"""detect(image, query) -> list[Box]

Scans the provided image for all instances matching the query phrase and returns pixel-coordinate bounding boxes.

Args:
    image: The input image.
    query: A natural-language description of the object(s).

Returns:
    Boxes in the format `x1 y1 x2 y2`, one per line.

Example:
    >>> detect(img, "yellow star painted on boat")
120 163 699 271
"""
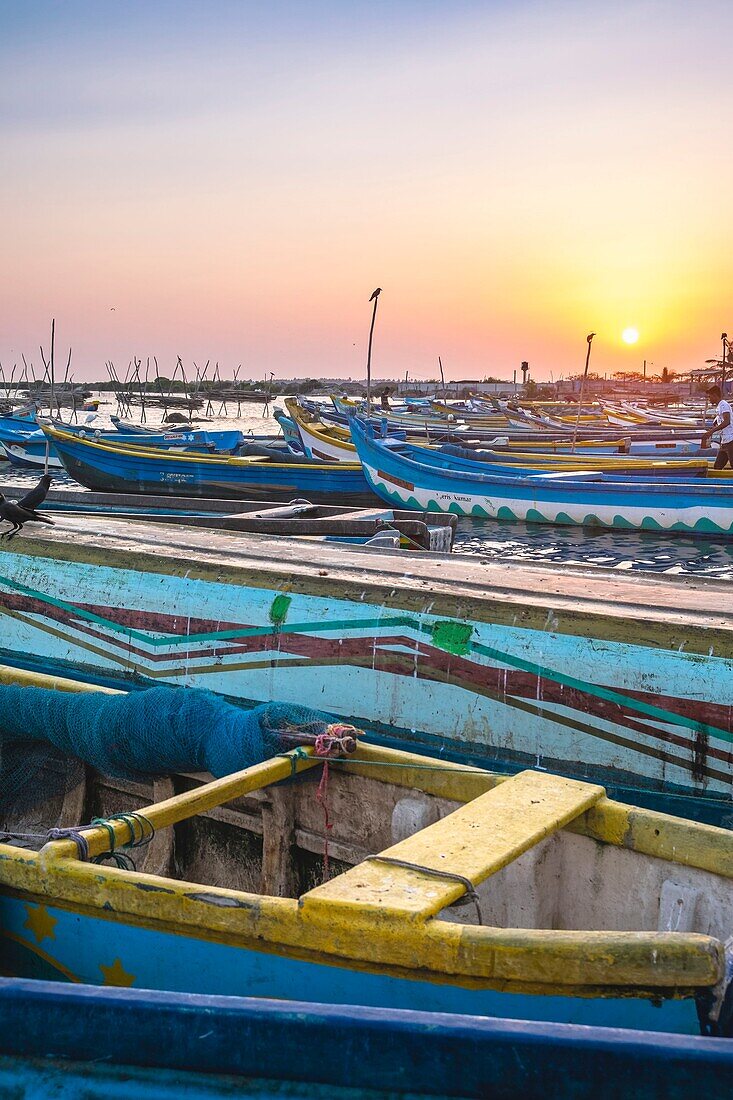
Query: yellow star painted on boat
99 957 136 987
23 904 57 944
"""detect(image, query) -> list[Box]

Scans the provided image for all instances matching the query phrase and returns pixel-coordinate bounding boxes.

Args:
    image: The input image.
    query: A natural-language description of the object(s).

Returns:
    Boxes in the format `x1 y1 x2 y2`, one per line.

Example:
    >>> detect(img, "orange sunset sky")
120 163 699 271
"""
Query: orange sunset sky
2 1 732 382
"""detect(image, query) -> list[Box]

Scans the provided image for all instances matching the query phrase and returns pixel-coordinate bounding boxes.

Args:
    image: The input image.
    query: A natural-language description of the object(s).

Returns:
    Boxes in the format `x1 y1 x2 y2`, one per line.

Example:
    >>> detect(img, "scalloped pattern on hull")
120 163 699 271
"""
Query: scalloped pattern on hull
361 462 733 533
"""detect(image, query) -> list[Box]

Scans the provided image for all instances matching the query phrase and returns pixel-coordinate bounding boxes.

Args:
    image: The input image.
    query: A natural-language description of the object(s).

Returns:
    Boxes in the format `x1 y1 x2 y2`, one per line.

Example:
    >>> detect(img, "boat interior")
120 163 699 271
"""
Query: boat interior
1 697 730 945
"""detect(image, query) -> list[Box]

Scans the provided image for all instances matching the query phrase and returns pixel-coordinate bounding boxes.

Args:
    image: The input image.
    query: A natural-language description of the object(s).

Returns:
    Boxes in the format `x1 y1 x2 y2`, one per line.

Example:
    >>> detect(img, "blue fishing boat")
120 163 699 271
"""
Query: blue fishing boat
0 422 243 471
2 979 731 1098
47 419 246 454
350 421 733 533
0 437 65 470
42 424 377 503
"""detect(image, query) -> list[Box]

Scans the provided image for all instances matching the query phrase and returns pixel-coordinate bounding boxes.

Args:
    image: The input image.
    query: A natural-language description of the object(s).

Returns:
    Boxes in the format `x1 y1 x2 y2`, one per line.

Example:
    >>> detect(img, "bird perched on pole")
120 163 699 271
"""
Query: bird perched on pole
571 333 596 453
0 474 55 541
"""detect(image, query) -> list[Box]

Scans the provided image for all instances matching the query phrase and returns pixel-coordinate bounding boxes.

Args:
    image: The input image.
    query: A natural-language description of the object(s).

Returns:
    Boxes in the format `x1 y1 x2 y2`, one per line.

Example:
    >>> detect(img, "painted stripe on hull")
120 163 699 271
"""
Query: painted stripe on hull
0 556 731 803
363 460 733 533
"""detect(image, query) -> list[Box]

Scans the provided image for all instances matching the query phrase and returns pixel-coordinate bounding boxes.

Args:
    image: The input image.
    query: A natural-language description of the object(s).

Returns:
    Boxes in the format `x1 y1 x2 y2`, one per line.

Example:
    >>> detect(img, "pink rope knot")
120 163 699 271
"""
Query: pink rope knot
313 723 358 758
312 723 358 883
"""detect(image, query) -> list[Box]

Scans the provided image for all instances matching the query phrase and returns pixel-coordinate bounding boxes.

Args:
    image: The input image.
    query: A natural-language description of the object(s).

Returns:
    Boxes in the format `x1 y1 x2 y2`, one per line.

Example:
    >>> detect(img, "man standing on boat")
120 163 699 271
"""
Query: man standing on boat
702 385 733 468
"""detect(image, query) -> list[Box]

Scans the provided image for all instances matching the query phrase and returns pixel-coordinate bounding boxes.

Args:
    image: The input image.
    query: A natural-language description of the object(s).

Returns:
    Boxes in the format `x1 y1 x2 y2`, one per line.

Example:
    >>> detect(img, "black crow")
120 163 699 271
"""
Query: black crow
17 473 53 512
0 475 55 540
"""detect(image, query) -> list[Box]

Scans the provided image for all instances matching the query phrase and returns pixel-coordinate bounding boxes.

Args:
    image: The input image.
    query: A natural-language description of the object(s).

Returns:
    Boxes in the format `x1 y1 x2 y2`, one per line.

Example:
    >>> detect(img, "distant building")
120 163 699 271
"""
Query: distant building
394 379 521 397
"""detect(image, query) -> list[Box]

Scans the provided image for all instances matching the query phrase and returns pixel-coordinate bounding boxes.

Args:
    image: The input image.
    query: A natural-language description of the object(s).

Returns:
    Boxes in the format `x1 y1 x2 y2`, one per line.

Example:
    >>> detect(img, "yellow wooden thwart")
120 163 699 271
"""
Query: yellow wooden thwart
303 771 604 918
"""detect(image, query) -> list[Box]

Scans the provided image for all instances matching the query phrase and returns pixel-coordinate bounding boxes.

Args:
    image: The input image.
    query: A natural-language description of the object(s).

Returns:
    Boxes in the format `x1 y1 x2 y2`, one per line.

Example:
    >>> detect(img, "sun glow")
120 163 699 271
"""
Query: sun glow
622 327 639 345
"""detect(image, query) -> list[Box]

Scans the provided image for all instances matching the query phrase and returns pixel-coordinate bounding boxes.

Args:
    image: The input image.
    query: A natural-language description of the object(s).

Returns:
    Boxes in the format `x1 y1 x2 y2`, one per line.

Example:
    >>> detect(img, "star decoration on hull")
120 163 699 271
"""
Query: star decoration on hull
99 957 136 987
23 904 58 944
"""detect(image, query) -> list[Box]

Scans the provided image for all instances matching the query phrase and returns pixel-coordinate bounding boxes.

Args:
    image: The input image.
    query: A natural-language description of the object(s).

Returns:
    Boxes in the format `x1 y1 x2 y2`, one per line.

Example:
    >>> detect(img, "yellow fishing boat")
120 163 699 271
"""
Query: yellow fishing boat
285 398 357 462
0 666 731 1037
287 399 718 475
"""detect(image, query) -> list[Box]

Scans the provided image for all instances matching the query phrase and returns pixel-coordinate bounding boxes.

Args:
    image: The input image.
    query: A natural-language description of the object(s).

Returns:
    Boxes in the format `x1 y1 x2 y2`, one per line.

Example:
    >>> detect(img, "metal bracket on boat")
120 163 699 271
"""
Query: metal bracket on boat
361 854 483 925
697 935 733 1037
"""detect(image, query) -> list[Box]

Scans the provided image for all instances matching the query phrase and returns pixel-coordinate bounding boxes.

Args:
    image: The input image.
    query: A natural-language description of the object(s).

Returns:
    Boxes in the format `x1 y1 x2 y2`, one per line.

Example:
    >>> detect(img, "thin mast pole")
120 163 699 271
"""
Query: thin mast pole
571 332 595 453
366 288 381 416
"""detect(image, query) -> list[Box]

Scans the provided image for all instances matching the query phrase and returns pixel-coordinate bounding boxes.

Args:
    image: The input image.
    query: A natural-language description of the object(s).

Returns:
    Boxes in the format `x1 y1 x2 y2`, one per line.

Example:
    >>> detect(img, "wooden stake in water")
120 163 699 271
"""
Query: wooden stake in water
49 318 55 420
365 288 381 417
571 333 595 453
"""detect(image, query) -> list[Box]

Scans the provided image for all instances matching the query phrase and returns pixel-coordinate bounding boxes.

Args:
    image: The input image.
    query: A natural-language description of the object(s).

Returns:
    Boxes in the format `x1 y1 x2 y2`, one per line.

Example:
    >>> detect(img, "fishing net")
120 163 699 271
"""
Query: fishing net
0 683 349 813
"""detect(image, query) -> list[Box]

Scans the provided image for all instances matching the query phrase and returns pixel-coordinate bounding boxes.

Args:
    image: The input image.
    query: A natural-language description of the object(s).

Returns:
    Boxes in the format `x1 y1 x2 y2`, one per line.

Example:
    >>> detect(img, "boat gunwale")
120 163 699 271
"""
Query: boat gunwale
354 426 733 499
42 425 363 472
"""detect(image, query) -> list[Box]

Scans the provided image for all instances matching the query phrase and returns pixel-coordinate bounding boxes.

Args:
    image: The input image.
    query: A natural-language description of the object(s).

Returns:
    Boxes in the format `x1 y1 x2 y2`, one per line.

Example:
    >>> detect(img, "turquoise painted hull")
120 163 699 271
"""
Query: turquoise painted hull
350 422 733 533
0 895 699 1033
0 540 730 819
49 420 245 453
0 437 64 469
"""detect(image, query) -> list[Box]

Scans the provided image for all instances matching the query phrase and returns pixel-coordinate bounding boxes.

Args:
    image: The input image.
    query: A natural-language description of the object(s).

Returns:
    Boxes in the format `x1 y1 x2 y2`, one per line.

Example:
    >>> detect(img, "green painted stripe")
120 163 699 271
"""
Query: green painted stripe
1 570 730 745
463 634 733 745
0 574 415 647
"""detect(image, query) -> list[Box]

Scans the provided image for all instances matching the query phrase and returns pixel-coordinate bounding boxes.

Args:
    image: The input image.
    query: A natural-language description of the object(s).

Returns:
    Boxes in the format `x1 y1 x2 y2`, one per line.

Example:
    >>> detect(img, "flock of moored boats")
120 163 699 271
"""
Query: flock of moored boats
1 390 733 533
0 392 732 1096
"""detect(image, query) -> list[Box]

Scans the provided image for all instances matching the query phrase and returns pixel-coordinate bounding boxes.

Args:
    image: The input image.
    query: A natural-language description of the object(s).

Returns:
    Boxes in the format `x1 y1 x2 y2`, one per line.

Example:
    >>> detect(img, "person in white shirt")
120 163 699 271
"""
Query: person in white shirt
702 385 733 468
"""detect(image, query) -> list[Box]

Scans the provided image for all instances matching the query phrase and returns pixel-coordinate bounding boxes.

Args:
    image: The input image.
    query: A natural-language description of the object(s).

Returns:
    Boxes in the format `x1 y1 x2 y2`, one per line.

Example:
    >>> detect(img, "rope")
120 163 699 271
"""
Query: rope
90 812 155 870
46 826 90 861
1 812 155 869
316 759 332 879
277 746 311 776
311 723 358 882
362 855 483 925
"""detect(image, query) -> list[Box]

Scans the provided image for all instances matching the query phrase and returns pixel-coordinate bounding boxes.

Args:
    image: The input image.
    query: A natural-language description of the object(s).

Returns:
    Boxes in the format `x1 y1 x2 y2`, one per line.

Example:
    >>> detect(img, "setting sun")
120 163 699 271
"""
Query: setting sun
622 327 640 345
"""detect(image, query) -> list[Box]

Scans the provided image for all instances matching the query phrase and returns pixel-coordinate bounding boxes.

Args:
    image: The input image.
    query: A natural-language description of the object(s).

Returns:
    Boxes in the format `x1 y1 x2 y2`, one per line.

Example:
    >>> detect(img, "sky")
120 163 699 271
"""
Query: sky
1 0 732 382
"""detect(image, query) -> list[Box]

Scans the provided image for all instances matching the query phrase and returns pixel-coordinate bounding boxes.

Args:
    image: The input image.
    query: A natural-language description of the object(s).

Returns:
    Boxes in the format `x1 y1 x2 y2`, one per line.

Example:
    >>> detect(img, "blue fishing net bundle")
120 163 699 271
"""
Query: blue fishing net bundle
0 684 341 808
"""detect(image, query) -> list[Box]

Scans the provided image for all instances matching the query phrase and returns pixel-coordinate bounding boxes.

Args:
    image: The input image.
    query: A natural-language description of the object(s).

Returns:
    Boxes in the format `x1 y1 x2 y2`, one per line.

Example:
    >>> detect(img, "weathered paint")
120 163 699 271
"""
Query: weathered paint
1 745 731 1032
4 980 733 1099
0 520 732 816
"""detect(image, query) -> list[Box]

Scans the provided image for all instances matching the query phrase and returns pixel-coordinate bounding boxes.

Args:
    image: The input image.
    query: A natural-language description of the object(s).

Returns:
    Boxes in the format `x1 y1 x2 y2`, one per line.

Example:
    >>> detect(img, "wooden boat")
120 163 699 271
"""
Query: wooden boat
491 436 706 457
286 397 358 462
330 395 507 432
0 437 65 470
435 442 715 476
1 666 732 1037
5 980 732 1098
289 401 709 473
0 480 456 552
43 419 246 454
620 403 709 429
350 421 733 532
41 424 378 504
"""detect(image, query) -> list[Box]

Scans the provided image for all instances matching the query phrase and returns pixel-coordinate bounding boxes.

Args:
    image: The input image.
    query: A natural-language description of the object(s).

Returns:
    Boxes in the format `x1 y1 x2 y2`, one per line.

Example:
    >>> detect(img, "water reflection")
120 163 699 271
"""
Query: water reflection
454 518 733 579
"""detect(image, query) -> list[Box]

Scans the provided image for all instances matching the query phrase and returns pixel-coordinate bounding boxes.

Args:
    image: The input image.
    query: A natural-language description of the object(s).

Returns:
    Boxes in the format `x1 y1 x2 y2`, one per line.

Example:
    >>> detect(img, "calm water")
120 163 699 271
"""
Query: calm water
3 395 733 579
452 519 733 578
